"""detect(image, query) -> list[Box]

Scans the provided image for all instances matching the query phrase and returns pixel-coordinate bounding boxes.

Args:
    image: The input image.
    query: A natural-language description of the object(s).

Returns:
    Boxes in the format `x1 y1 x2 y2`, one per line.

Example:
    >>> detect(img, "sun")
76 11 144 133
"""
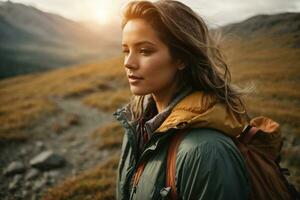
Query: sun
95 2 114 25
96 10 110 24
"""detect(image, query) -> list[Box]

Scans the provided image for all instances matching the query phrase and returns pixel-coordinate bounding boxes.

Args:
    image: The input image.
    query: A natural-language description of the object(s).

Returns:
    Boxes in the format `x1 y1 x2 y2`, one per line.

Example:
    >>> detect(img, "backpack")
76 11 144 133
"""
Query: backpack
164 116 300 200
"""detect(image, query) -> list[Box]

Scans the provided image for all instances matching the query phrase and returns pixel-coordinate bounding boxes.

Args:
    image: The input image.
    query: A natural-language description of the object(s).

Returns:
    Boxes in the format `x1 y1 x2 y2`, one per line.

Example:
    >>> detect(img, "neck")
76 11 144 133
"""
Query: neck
152 82 179 113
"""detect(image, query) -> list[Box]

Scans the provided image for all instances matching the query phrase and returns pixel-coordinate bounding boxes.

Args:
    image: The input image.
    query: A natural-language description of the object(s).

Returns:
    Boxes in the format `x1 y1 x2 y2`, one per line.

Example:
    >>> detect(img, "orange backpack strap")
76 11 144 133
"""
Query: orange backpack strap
239 126 259 144
132 129 187 199
166 129 187 200
133 162 146 186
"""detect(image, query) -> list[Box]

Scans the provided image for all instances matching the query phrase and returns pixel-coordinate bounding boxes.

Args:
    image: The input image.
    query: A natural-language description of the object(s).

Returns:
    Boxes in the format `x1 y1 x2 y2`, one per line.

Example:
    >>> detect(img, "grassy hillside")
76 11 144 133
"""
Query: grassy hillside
1 14 299 199
0 56 128 142
223 34 300 136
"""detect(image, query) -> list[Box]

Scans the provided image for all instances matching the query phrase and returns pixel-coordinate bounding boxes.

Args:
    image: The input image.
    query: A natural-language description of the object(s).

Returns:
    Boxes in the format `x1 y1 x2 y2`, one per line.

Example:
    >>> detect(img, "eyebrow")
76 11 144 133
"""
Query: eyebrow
122 41 156 47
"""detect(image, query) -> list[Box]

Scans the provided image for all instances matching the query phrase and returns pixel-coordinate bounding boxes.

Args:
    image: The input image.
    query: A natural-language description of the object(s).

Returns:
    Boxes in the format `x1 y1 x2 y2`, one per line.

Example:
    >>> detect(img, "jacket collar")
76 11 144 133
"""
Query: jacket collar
141 86 194 136
155 91 249 137
113 89 249 138
113 86 194 134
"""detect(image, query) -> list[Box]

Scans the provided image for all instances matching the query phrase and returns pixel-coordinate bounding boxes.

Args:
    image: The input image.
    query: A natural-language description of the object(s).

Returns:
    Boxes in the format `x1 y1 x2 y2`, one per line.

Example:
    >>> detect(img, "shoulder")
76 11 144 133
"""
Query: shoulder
174 128 250 199
178 128 238 154
175 128 246 174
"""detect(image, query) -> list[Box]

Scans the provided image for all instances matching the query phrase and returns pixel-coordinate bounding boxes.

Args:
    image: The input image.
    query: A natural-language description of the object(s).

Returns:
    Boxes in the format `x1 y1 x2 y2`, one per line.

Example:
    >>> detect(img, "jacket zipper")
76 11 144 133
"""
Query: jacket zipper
138 130 174 160
119 110 176 199
128 132 174 199
129 185 137 199
117 115 139 199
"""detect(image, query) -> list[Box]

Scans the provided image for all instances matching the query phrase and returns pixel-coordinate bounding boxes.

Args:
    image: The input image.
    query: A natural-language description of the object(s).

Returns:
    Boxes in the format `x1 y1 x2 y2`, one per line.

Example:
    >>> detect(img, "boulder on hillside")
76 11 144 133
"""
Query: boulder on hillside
3 161 26 176
30 150 65 170
8 174 23 191
25 168 40 180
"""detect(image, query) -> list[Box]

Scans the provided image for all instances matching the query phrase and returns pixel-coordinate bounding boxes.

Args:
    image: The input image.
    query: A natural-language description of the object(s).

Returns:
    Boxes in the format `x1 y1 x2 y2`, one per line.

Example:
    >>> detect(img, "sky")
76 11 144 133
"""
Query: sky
1 0 300 27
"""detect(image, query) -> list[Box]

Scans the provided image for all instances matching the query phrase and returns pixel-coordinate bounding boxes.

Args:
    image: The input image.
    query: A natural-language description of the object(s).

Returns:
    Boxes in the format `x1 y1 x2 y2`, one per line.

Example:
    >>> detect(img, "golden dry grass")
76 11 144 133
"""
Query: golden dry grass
91 122 124 150
42 153 120 200
222 35 300 137
0 56 126 141
0 96 57 141
82 89 131 112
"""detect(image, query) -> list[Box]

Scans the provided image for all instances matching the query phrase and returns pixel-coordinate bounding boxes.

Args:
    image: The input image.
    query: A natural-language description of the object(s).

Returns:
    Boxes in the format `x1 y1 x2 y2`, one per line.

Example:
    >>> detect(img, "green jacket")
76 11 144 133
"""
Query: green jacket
113 88 250 200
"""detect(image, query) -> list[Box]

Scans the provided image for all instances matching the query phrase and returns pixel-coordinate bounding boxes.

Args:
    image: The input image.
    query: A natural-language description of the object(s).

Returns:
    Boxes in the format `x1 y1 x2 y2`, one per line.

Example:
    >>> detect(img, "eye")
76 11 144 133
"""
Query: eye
122 49 129 55
140 48 152 56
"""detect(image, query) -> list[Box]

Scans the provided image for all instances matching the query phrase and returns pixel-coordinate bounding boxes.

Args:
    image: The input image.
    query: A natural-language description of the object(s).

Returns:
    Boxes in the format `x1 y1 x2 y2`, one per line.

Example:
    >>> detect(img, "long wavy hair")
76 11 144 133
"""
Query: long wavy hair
122 0 249 122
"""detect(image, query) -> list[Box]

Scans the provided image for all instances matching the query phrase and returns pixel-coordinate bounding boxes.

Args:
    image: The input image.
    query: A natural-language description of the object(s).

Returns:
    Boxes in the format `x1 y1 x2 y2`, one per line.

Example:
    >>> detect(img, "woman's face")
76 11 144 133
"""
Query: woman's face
122 18 181 96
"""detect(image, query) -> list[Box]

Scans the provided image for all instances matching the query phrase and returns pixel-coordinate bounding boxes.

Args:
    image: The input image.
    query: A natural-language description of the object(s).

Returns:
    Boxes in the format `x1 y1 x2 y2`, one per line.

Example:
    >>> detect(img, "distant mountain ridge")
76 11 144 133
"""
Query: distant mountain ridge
0 1 121 79
221 12 300 39
0 1 120 47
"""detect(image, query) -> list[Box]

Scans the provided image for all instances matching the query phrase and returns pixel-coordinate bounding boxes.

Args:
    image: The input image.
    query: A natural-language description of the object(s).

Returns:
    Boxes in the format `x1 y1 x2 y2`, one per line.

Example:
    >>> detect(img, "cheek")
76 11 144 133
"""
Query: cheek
142 55 177 87
128 49 178 96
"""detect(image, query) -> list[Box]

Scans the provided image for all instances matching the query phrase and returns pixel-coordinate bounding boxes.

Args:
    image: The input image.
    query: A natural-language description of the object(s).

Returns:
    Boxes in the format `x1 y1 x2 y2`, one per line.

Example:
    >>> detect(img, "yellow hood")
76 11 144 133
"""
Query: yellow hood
156 91 249 137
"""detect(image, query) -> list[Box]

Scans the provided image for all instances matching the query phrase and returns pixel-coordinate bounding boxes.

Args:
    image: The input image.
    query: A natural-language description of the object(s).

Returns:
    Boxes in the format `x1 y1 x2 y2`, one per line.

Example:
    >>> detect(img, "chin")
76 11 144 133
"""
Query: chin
129 86 150 96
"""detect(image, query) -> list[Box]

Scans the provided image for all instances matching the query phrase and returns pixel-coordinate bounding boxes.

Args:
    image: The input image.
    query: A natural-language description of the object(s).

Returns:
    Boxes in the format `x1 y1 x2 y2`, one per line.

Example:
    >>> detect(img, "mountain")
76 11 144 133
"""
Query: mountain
0 1 121 79
220 12 300 47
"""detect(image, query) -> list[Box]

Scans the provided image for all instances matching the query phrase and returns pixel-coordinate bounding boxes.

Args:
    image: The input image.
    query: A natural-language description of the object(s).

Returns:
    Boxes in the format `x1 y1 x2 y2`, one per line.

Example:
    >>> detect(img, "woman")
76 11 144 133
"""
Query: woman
113 0 250 199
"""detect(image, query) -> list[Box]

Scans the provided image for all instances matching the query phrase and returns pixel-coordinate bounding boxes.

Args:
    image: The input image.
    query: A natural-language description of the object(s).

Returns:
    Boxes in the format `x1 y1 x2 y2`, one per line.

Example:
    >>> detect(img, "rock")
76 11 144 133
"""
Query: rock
35 141 45 150
45 176 55 185
30 150 65 170
25 181 32 189
8 174 22 191
44 170 60 179
22 190 29 198
25 168 40 180
33 178 47 192
4 161 26 176
43 170 60 185
61 148 67 153
20 148 28 156
14 174 23 181
43 172 50 181
70 140 82 148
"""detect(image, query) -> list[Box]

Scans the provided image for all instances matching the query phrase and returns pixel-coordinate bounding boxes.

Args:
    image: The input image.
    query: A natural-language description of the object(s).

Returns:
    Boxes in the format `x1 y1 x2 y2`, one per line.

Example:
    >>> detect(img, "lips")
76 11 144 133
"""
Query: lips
128 75 144 79
128 74 143 84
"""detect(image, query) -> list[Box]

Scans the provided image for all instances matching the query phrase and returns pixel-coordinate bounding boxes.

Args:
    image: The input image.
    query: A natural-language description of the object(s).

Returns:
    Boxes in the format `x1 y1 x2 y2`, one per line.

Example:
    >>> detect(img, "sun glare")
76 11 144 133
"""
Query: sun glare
94 1 115 25
96 10 110 24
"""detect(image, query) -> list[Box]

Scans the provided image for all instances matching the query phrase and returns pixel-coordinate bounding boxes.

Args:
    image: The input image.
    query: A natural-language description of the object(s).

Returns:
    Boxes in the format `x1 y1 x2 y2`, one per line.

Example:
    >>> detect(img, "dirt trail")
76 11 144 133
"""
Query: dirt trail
0 96 117 200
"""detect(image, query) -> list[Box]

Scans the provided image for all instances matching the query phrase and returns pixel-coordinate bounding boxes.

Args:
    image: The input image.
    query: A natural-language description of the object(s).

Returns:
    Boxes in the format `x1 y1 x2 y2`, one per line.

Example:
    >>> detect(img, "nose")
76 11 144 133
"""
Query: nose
124 53 138 70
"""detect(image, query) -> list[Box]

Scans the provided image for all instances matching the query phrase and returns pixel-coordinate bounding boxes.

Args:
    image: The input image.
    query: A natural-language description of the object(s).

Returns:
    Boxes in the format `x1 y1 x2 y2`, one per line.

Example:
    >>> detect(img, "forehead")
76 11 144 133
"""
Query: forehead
122 18 163 46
